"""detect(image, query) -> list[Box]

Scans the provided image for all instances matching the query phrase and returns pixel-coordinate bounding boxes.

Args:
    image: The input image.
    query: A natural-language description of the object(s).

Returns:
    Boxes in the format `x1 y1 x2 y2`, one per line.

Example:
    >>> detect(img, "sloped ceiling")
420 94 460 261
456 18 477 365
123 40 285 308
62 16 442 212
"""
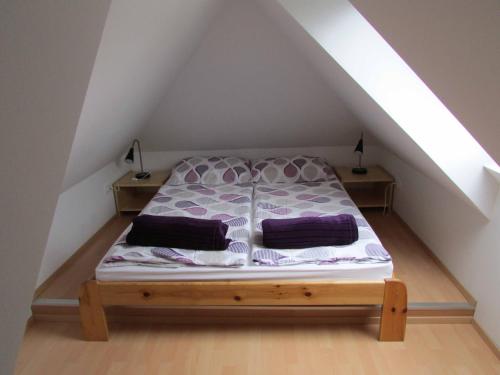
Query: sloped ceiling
62 0 225 190
140 0 365 151
0 1 111 372
257 0 449 187
261 0 497 217
351 0 500 165
62 0 497 216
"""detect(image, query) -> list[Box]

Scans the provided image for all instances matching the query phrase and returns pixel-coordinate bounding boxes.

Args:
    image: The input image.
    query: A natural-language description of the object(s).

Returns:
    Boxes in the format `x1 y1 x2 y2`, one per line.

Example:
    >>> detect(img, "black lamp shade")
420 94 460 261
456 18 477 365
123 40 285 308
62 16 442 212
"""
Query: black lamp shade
124 139 150 179
352 133 367 174
125 147 134 164
354 138 364 153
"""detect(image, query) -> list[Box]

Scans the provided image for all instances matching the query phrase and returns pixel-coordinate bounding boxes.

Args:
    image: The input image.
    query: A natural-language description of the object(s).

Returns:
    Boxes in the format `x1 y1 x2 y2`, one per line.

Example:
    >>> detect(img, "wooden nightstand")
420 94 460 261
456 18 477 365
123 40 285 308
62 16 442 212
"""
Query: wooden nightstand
334 165 395 213
112 171 169 215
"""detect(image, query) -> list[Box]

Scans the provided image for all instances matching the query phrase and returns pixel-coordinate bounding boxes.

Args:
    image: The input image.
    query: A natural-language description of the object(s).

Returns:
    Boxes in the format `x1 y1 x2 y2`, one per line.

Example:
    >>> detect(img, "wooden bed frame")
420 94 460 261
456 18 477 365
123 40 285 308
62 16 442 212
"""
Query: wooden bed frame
79 277 407 342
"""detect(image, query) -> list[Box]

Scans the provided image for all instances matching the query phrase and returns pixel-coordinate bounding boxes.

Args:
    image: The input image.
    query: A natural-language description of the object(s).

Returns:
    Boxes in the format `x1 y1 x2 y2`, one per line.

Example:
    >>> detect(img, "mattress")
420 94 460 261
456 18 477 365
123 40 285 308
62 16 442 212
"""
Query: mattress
96 178 393 282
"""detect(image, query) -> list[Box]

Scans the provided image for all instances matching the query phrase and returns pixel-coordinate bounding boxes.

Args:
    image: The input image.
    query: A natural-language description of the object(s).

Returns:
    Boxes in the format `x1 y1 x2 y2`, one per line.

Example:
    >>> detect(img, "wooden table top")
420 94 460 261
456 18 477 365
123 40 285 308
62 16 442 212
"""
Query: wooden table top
113 170 170 187
334 165 394 183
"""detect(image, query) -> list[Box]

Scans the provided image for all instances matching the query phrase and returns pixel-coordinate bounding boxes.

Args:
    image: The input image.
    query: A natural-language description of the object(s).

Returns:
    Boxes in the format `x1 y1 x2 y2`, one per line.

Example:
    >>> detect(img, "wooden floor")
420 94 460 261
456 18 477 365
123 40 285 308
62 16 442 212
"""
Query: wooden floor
25 212 497 372
364 211 469 304
37 210 469 304
16 321 499 374
38 215 133 300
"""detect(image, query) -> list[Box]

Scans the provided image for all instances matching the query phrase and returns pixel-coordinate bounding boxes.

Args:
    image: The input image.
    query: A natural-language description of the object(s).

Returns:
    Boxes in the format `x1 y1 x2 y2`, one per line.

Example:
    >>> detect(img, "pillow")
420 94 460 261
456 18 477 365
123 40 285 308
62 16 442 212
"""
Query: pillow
262 215 358 248
168 156 252 185
251 155 336 183
126 215 231 250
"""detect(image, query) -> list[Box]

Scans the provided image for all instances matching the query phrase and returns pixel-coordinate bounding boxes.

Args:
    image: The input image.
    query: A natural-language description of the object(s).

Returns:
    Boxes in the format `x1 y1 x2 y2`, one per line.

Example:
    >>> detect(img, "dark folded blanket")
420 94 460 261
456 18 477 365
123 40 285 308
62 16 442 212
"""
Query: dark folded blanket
126 215 231 250
262 215 358 249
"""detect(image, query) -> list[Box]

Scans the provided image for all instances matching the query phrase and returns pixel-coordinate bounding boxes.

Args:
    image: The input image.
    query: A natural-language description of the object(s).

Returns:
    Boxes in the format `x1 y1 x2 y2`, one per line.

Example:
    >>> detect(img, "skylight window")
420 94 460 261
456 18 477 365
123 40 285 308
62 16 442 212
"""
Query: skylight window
279 0 499 217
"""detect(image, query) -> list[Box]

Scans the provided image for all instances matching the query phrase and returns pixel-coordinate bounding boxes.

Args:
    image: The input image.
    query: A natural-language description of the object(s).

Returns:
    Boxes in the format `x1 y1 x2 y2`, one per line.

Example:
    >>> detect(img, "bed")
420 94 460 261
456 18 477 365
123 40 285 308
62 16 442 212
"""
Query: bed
80 156 407 342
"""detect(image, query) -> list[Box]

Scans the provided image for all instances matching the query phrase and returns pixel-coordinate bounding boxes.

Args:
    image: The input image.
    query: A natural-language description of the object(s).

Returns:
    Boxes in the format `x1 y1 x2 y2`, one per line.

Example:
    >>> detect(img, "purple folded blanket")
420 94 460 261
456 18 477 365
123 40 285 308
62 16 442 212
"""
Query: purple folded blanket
126 215 231 250
262 215 358 249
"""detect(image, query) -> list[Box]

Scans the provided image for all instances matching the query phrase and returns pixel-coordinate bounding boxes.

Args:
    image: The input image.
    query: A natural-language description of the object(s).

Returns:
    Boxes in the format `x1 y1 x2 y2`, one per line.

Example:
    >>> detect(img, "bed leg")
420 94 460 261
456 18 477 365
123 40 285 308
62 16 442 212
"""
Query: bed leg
379 278 407 341
79 280 109 341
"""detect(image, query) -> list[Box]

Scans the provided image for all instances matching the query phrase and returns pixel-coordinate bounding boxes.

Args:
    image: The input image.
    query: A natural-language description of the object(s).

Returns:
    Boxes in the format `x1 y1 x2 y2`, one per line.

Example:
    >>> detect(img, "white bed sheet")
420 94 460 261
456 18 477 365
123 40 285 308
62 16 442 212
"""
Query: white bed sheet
252 181 392 266
96 259 393 281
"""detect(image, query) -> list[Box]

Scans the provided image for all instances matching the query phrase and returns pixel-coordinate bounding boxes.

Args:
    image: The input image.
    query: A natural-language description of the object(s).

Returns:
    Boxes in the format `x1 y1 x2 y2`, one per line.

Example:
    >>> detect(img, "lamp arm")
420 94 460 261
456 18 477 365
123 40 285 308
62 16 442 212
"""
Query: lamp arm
132 139 144 173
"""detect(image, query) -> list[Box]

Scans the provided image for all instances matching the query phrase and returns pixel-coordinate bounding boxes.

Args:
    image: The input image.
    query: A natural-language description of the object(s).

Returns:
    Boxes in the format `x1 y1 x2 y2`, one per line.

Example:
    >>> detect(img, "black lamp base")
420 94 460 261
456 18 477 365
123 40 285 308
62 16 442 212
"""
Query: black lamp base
134 171 151 180
352 167 367 175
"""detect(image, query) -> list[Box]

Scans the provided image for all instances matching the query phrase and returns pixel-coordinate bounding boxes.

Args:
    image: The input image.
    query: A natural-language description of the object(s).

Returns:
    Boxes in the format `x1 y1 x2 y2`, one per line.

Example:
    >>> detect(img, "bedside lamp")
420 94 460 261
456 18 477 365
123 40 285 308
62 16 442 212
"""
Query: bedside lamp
125 139 151 180
352 133 367 175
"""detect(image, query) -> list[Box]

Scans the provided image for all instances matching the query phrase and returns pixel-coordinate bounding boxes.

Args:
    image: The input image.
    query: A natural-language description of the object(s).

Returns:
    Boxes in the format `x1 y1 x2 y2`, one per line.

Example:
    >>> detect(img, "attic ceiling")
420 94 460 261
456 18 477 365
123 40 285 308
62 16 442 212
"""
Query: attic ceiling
351 0 500 165
267 0 498 217
62 0 225 190
61 0 498 217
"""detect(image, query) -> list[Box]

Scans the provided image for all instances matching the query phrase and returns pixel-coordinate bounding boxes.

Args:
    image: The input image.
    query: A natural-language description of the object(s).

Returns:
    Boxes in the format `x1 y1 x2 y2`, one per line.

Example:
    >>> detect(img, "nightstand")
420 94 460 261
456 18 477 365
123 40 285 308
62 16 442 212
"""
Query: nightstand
112 171 169 215
334 165 395 213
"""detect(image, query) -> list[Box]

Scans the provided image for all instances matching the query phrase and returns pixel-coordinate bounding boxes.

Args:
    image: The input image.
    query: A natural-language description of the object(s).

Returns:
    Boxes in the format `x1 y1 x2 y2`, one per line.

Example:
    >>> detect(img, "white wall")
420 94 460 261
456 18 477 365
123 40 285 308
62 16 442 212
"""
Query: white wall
0 1 110 374
63 0 225 190
37 161 128 287
381 150 500 347
141 0 365 151
351 0 500 165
